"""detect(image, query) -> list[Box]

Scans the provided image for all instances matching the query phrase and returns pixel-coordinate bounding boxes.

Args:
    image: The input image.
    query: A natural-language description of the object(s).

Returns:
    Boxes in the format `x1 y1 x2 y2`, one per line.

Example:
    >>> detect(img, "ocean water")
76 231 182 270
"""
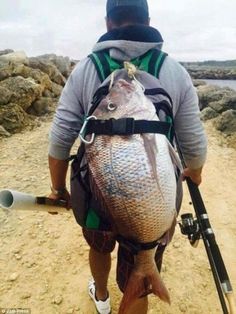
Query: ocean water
204 79 236 91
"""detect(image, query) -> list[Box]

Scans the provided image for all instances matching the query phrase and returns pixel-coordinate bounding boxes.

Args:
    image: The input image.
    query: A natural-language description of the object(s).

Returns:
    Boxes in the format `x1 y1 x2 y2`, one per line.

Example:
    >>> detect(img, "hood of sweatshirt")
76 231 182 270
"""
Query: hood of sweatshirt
92 25 164 61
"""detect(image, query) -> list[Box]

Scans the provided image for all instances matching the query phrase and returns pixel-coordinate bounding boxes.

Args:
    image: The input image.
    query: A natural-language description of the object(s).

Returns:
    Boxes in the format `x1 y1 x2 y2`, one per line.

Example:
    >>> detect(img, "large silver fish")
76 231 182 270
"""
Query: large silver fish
85 79 181 313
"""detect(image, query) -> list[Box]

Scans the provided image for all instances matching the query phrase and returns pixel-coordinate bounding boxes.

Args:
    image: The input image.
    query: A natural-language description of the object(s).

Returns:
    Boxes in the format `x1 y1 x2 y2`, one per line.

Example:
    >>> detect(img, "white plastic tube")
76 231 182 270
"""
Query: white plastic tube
0 189 71 214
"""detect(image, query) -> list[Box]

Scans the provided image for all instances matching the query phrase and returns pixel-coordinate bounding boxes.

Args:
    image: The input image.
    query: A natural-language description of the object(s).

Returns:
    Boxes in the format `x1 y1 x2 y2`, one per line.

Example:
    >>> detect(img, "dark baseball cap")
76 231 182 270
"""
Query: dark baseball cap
106 0 149 16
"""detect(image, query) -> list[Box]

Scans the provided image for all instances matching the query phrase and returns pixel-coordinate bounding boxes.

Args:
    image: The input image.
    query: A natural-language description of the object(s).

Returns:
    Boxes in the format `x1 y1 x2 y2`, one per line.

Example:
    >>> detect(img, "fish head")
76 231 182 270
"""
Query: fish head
93 79 156 121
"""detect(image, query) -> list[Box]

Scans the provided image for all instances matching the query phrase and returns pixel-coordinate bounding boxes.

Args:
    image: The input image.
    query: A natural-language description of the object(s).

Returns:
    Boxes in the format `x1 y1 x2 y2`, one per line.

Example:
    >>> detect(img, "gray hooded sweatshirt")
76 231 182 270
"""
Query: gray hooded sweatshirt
49 26 207 169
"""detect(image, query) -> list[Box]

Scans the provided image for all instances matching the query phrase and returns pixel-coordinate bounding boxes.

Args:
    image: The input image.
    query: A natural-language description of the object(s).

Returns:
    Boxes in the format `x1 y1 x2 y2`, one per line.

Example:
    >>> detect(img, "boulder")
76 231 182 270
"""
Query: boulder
37 54 71 78
12 64 52 92
201 107 219 121
0 51 29 65
213 110 236 134
0 86 13 106
0 76 42 110
0 59 15 81
29 58 66 86
0 103 33 133
209 94 236 113
0 49 14 56
51 82 63 97
27 97 54 116
197 85 228 109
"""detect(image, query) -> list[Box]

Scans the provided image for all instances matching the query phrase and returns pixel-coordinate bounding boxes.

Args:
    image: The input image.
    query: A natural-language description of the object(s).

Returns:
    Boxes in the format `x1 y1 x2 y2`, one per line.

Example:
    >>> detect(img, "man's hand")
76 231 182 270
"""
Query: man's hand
183 167 203 186
47 188 71 214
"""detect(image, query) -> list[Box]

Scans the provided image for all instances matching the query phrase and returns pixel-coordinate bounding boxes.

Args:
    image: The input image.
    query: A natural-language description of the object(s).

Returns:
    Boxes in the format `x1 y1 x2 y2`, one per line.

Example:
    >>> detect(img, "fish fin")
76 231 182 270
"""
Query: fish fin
118 267 170 314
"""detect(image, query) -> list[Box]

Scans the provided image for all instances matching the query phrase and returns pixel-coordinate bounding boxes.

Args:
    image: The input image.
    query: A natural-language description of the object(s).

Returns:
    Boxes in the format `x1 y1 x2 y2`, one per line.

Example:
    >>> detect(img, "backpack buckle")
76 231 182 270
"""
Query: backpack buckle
110 118 135 135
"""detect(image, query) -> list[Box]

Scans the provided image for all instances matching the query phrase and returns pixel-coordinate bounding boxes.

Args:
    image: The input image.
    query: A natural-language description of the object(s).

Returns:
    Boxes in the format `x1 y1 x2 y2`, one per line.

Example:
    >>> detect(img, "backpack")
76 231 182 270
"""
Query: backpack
70 48 176 229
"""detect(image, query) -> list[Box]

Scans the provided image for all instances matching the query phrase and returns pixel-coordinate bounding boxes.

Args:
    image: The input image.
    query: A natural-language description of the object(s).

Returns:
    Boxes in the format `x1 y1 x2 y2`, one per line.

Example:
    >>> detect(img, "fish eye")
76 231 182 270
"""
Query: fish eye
107 102 117 111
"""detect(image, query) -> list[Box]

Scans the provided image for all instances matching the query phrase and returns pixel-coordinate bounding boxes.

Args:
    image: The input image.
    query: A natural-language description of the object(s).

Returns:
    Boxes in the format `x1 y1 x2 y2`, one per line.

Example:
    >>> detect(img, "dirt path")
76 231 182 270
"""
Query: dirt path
0 120 235 314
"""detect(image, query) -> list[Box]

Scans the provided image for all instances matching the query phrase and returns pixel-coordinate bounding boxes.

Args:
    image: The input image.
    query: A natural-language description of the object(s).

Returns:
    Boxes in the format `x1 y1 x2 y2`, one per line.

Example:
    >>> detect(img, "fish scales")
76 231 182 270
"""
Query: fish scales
86 79 177 243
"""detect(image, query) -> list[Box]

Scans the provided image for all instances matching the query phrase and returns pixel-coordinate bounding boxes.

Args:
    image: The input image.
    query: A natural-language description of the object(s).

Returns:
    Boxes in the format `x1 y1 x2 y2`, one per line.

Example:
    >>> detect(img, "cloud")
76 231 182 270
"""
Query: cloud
0 0 235 61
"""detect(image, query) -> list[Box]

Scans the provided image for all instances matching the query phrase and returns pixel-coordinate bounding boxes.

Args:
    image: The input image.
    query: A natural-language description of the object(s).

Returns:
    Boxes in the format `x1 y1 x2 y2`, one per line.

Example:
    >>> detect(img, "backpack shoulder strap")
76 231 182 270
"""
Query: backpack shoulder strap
88 51 122 82
145 49 168 78
88 49 168 82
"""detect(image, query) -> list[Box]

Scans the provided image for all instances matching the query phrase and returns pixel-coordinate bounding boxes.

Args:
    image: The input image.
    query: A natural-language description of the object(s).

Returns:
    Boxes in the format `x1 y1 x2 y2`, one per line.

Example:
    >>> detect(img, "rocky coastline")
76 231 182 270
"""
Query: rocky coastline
0 49 235 140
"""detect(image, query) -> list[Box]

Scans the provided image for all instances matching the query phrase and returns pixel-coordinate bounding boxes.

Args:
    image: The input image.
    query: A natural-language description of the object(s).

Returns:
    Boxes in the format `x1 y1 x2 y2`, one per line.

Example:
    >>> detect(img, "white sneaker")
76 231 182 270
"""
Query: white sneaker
88 279 111 314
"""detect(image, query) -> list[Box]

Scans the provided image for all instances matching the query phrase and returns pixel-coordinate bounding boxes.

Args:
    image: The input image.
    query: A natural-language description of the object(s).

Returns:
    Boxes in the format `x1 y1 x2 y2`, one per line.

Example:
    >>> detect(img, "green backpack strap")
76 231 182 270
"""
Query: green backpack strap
88 49 168 82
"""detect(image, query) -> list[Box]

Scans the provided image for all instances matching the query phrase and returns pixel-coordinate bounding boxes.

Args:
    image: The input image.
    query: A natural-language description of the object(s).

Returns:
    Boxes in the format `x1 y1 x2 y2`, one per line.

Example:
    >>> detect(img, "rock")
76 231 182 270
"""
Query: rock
0 51 29 65
209 94 236 113
14 253 22 260
12 64 52 92
66 309 74 314
21 292 31 299
193 79 206 87
51 82 63 97
0 125 11 137
179 303 188 312
0 49 14 56
173 242 181 249
27 97 54 116
0 59 15 81
29 57 66 86
214 110 236 134
8 273 19 281
201 107 219 121
0 76 42 110
197 85 229 109
52 295 63 305
37 53 71 78
0 103 33 132
0 86 13 106
43 89 54 98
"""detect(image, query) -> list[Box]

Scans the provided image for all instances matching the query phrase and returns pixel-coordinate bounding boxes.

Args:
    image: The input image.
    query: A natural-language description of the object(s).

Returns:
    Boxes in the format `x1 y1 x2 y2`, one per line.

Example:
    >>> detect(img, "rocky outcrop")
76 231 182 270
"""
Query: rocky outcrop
183 61 236 80
0 103 34 133
0 50 74 137
34 54 71 78
198 84 236 134
214 110 236 134
187 67 236 80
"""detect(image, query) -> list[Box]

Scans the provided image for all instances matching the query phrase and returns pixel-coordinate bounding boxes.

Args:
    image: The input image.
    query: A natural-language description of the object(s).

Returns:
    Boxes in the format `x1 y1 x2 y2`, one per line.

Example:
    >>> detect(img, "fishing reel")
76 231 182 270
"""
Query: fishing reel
179 213 201 247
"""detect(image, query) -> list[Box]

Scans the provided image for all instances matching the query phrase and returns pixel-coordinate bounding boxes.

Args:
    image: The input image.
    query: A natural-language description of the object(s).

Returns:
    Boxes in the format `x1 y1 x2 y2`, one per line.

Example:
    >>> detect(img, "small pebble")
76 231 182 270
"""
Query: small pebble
8 273 19 281
173 242 181 248
179 303 187 312
14 253 22 260
21 292 31 299
52 295 63 305
13 248 21 254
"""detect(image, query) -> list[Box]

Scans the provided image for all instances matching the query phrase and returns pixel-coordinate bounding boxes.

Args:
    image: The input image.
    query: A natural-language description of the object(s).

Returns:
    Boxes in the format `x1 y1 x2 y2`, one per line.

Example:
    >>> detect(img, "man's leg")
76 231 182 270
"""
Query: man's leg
89 247 111 300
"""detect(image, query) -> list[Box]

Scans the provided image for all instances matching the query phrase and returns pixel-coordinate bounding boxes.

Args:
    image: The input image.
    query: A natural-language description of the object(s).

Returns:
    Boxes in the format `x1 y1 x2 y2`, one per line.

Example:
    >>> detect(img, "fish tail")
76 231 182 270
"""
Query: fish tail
118 267 170 314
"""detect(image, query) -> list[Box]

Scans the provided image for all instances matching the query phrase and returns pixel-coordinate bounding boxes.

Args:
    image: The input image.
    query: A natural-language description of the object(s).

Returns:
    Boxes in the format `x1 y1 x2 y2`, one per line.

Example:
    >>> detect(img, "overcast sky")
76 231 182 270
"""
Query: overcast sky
0 0 235 62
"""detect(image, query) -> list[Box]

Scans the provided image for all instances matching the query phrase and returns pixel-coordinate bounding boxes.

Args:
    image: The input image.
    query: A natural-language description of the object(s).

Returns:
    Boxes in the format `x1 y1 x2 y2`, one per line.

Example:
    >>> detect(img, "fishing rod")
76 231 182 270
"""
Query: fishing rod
176 141 236 314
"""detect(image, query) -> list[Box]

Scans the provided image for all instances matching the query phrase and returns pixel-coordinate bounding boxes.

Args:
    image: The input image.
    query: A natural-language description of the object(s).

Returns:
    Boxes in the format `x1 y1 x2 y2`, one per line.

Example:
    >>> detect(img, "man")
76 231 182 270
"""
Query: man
48 1 207 313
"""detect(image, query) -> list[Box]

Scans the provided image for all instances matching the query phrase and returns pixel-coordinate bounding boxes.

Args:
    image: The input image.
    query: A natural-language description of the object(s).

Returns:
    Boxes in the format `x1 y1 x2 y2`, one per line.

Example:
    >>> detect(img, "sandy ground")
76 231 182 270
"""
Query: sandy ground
0 120 235 314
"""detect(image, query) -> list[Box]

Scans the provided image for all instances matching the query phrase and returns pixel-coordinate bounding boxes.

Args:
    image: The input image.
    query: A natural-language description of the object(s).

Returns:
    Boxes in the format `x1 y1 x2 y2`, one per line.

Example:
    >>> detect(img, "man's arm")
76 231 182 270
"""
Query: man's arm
48 156 71 207
174 69 207 185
